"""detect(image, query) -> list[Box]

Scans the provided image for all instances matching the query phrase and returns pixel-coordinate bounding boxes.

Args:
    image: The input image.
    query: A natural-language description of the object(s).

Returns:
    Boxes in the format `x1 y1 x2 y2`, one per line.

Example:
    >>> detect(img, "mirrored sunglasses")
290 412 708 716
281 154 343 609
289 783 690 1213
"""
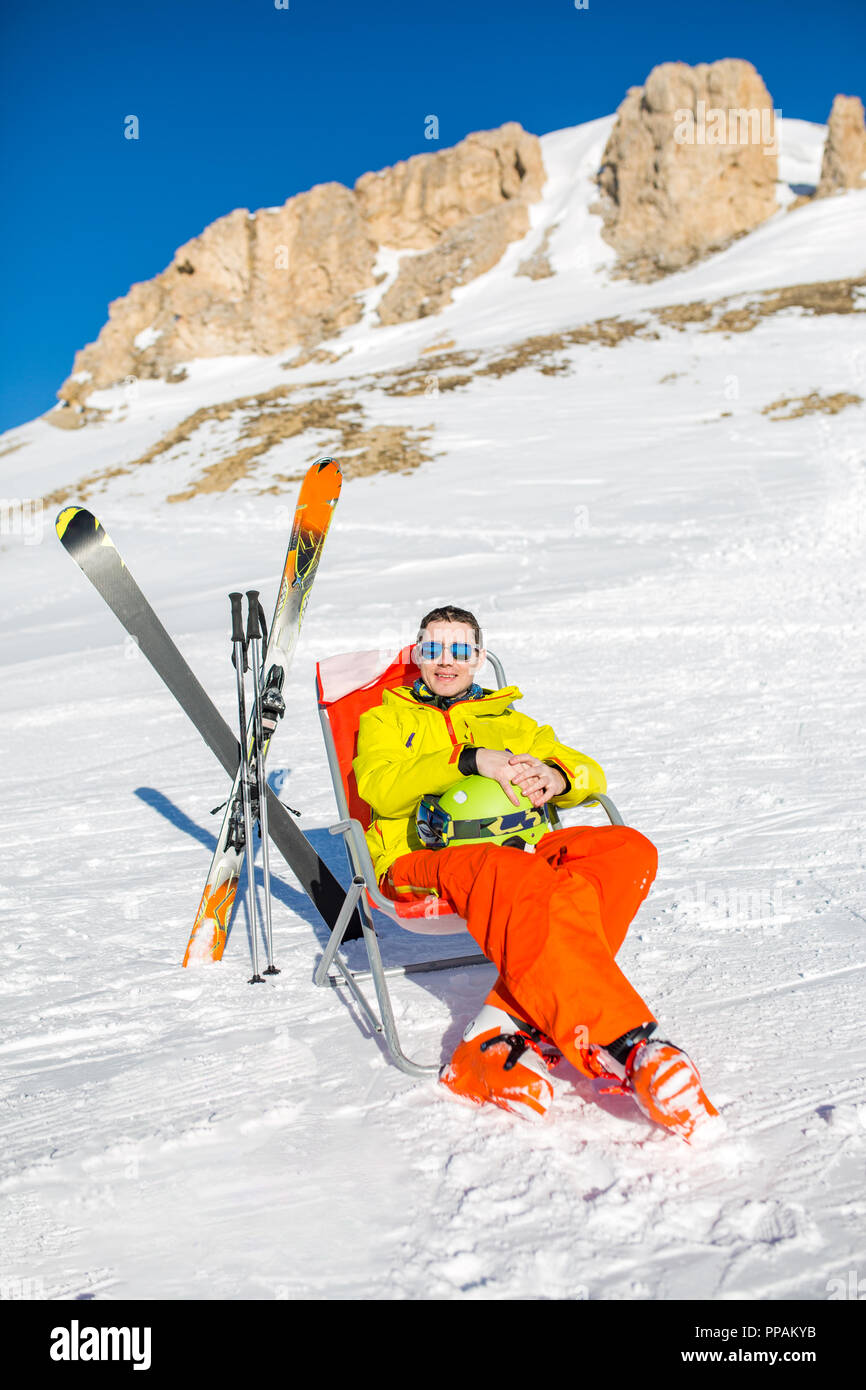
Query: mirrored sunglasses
418 640 477 661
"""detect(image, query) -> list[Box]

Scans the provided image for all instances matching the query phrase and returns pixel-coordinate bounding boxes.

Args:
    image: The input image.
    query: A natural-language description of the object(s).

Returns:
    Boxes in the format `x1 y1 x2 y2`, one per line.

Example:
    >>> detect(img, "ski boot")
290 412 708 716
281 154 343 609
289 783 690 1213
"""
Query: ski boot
580 1023 720 1144
440 1004 560 1120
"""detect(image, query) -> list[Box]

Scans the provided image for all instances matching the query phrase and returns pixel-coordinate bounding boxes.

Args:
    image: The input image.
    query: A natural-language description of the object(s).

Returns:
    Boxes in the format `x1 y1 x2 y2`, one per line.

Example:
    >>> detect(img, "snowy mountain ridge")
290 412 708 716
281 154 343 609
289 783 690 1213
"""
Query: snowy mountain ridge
3 114 863 517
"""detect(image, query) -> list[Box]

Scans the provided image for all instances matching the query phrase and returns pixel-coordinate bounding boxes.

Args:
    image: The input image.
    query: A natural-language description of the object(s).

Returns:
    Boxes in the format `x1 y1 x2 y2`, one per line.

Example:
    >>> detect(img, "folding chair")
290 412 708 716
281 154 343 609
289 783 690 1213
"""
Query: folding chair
313 645 624 1077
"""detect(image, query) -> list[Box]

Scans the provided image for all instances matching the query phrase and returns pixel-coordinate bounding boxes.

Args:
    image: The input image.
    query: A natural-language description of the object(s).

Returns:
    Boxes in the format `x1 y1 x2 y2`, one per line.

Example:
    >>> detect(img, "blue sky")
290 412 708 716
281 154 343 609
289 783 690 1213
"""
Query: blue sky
1 0 863 434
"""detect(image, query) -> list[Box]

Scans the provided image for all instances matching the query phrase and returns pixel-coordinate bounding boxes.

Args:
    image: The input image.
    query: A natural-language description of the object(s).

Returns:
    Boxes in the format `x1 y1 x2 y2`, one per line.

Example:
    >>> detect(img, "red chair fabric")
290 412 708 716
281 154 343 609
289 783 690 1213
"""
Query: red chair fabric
316 647 461 920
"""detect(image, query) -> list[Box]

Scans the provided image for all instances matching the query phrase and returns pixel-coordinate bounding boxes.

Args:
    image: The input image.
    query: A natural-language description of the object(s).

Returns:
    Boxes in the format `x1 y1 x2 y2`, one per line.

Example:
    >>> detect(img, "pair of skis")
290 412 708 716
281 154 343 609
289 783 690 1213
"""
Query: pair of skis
56 457 361 966
183 458 342 966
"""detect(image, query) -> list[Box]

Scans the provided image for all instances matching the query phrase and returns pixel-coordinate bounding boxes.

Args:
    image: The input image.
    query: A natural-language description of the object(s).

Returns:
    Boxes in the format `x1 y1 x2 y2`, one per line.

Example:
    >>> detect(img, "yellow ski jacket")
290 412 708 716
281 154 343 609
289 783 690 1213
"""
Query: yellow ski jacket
353 684 607 884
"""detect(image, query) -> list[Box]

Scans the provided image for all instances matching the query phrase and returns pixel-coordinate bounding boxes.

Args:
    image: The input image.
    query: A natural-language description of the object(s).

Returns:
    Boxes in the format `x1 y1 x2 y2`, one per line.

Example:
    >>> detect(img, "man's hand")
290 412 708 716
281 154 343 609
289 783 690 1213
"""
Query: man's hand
475 749 567 807
507 754 567 807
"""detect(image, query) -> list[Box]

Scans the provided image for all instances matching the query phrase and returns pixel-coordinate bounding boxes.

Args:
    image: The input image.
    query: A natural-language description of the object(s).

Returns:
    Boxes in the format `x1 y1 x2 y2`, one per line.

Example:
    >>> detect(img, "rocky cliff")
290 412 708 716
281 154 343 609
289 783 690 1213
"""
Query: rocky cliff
594 58 779 280
53 124 544 423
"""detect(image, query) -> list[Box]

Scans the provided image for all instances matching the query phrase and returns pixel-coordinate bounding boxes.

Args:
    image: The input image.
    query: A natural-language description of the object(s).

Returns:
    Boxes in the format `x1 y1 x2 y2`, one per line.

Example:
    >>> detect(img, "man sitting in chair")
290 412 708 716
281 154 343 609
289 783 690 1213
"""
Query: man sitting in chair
353 604 718 1143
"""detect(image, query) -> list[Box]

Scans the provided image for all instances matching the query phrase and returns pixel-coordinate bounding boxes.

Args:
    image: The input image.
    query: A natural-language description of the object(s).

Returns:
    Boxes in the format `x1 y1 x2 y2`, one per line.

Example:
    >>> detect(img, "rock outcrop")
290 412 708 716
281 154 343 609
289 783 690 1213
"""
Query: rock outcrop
354 124 544 249
377 201 532 325
816 94 866 197
59 185 377 416
361 123 544 326
595 59 779 279
53 124 544 421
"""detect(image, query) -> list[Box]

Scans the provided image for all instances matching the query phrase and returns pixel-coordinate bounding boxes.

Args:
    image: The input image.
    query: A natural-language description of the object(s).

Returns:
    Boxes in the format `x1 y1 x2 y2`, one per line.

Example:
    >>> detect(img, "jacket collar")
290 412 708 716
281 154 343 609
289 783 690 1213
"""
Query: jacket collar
385 684 522 715
411 677 484 709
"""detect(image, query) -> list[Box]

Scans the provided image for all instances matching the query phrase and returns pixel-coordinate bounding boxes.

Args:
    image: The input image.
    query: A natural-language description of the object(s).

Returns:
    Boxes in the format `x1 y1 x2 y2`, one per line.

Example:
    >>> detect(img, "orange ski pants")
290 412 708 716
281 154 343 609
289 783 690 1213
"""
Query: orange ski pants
382 824 658 1077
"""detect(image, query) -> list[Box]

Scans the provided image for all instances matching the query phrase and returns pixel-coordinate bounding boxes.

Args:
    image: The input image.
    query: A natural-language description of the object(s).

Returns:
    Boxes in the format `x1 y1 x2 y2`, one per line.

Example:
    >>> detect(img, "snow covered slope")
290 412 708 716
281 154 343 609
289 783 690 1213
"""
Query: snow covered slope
1 114 864 1301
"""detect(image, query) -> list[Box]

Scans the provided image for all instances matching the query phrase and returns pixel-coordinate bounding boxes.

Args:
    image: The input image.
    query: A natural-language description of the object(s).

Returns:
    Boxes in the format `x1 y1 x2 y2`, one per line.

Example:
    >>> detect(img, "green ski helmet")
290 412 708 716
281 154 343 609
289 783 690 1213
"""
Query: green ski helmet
416 775 551 851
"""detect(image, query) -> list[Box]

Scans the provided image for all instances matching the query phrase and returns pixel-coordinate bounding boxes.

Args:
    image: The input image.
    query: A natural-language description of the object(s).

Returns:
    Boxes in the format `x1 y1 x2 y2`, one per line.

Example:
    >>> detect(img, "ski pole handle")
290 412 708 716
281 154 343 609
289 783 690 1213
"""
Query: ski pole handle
229 592 245 645
245 590 262 641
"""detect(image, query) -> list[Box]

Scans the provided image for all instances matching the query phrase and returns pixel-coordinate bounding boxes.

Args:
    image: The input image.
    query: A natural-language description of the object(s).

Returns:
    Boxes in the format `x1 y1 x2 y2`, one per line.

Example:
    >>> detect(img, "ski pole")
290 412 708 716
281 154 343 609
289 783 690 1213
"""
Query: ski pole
246 590 279 976
230 592 264 984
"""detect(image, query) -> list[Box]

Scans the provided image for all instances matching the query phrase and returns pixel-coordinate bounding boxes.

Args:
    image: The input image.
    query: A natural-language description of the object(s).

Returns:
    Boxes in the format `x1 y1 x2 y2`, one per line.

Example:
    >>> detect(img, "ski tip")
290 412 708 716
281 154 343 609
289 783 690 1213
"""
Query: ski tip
312 456 342 479
56 505 99 544
56 505 84 540
55 506 119 565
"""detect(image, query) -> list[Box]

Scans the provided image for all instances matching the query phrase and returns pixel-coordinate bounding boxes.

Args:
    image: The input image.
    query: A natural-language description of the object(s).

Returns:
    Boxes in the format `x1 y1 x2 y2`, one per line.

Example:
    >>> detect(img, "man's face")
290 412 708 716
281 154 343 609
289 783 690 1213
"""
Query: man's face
414 619 484 699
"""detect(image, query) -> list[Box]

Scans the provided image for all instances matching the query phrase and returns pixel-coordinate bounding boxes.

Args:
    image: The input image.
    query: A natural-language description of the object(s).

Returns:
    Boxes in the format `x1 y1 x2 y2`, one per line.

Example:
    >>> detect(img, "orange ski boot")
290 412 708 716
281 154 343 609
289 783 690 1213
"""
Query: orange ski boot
440 1005 560 1120
626 1038 719 1142
582 1025 720 1143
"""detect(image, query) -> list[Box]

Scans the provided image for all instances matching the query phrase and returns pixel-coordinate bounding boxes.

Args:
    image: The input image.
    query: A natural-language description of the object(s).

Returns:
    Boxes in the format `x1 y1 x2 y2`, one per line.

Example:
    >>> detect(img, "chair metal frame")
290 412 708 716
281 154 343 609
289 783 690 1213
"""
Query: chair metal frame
313 650 624 1077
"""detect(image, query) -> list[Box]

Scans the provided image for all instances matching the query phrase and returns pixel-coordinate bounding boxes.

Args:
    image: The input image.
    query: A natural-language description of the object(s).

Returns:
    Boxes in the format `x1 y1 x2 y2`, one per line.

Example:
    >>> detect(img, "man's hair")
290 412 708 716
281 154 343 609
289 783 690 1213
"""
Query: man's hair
416 605 482 648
